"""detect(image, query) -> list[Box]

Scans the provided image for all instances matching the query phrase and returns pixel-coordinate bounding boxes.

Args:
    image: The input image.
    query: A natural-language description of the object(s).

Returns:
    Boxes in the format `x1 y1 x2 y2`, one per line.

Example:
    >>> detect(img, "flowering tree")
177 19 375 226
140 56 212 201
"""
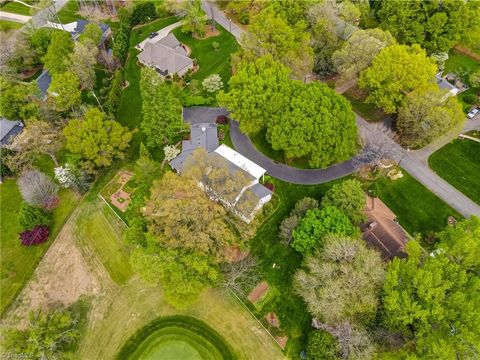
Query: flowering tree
17 170 59 210
202 74 223 93
163 145 180 162
19 225 49 246
54 164 89 193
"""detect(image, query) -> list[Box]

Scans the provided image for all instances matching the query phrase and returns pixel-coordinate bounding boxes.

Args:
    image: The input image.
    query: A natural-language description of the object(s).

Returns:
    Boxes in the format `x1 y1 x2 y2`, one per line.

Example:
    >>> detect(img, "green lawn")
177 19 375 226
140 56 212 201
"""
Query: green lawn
117 316 235 360
0 180 80 315
343 86 387 122
117 16 178 129
0 20 22 31
429 139 480 205
373 169 462 237
0 1 32 16
57 0 84 23
172 24 239 83
74 201 133 285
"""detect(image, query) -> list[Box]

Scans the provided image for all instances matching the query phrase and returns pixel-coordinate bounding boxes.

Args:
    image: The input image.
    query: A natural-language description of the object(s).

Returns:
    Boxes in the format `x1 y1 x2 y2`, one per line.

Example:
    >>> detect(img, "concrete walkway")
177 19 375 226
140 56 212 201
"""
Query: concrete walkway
0 11 31 23
201 0 245 41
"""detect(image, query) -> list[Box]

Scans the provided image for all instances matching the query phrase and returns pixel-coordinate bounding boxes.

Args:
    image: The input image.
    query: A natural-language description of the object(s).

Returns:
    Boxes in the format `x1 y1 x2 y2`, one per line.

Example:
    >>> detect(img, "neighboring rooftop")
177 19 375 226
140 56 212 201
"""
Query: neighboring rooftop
43 20 110 42
37 70 51 99
362 196 408 260
0 118 24 146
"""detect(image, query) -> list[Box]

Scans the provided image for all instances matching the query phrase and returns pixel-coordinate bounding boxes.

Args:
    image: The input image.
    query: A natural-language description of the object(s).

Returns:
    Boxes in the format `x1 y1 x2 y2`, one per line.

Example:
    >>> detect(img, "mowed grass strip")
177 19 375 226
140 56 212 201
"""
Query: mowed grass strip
0 180 80 315
117 16 178 129
429 139 480 205
374 169 462 236
0 1 32 16
0 19 23 31
74 201 132 285
172 24 239 83
117 316 234 360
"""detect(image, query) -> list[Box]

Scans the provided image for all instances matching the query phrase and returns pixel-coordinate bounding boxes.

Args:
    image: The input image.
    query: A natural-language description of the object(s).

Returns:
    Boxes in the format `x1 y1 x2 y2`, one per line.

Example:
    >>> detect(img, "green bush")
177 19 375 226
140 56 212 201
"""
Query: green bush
306 330 339 360
184 95 213 106
18 203 52 231
130 1 157 26
462 93 477 104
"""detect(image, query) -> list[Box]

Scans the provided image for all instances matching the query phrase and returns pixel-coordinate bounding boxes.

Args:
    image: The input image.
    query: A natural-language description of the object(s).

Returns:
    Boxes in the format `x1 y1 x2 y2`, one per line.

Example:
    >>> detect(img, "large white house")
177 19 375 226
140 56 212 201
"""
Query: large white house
169 108 273 223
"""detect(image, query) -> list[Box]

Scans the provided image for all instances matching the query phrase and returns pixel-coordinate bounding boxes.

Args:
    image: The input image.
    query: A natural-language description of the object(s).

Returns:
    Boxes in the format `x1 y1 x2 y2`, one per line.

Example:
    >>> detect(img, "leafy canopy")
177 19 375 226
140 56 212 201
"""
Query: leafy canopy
358 44 437 114
42 30 73 75
321 179 366 225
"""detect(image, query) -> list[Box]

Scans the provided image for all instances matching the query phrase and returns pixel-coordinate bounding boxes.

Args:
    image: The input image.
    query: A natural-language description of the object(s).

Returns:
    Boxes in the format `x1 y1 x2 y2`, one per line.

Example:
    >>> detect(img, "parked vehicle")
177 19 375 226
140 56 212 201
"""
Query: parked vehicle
467 107 479 119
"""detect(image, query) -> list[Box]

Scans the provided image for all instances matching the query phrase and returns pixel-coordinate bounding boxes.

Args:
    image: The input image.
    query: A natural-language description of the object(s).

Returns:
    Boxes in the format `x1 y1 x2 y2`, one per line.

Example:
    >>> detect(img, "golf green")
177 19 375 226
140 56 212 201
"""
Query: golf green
117 316 236 360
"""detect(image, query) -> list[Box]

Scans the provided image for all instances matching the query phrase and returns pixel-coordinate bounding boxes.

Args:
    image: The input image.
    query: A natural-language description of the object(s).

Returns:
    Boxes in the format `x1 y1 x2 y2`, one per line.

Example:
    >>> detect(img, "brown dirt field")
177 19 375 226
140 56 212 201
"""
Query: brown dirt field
2 206 105 328
248 281 269 303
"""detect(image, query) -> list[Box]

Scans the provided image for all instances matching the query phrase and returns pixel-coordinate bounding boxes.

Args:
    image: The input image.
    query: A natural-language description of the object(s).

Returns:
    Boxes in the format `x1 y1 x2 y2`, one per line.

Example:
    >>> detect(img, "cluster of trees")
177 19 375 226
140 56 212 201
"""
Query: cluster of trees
219 56 358 168
112 8 132 64
4 307 81 359
291 202 480 360
105 69 124 115
279 180 365 255
130 166 252 307
18 202 52 246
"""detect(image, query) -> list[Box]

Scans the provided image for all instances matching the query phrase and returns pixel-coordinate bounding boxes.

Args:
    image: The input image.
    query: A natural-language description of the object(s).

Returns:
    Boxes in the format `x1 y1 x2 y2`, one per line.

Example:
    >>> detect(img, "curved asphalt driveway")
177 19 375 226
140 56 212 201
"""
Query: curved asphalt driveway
230 121 359 185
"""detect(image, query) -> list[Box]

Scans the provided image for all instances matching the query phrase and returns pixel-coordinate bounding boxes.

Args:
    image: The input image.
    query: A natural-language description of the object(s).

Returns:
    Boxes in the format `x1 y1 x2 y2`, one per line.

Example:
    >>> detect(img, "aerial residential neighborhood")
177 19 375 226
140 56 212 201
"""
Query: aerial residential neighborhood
0 0 479 359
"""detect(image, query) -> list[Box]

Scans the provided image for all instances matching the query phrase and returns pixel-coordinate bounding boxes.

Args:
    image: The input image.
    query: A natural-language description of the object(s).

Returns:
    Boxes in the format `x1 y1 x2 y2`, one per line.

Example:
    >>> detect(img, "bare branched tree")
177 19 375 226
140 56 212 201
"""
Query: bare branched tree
312 321 376 360
221 256 260 296
356 122 397 170
17 170 59 210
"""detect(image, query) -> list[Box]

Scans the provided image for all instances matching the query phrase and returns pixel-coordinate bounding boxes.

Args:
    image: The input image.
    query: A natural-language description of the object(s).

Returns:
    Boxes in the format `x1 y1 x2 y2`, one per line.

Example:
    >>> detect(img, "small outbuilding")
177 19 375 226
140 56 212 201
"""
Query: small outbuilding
0 118 24 147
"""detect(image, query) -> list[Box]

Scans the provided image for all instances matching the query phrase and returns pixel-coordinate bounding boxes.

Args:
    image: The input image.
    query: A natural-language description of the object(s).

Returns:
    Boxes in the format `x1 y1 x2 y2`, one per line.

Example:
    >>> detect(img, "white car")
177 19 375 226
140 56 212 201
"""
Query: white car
467 108 479 119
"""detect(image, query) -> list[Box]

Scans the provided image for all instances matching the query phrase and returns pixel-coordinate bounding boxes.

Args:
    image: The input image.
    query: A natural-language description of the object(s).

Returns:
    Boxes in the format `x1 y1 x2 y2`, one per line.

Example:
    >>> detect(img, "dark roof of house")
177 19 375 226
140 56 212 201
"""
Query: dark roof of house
0 118 24 145
249 182 273 199
182 107 229 124
37 70 51 99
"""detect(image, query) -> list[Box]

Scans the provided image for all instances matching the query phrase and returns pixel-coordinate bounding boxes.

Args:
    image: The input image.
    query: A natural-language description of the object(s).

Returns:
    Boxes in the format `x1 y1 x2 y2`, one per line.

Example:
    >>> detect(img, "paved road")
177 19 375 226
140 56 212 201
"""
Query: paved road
0 11 31 23
201 0 245 41
214 3 480 218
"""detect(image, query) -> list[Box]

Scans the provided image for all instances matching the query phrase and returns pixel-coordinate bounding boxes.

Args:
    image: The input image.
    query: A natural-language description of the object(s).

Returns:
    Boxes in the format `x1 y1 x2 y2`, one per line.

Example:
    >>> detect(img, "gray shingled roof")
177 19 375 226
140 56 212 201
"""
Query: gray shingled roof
1 118 24 145
138 34 193 75
249 182 273 199
37 70 51 99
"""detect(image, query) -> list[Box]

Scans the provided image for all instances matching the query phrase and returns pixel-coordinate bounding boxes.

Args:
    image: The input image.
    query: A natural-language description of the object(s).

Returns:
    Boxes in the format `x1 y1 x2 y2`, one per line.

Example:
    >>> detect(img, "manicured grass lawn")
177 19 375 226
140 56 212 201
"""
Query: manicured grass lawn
429 139 480 205
0 179 80 315
74 200 133 285
373 169 462 236
57 0 84 23
0 1 32 15
250 177 349 357
172 24 239 83
117 316 234 360
0 19 22 31
343 86 387 122
117 16 178 129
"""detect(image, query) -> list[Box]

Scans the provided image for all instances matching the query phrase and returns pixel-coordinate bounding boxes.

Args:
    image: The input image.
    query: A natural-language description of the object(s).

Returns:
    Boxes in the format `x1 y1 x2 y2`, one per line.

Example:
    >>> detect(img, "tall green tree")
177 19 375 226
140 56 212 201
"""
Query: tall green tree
42 30 73 75
375 0 480 53
139 67 185 147
63 108 132 173
268 81 358 168
48 71 81 111
332 28 396 82
0 77 38 119
69 40 98 90
397 84 464 148
241 6 313 79
79 23 102 45
358 44 437 114
181 0 207 38
218 55 292 135
382 228 480 359
292 206 357 255
321 179 366 225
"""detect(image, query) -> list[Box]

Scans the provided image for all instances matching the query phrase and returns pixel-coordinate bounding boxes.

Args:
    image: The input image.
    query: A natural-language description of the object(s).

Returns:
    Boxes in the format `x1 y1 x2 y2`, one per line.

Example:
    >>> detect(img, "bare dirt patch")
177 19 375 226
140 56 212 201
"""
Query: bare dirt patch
248 281 269 303
3 207 103 328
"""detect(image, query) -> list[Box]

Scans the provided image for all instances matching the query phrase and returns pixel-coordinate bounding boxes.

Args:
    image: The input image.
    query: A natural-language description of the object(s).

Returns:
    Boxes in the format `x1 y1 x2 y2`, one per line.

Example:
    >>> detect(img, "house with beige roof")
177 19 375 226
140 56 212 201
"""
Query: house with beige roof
137 33 194 77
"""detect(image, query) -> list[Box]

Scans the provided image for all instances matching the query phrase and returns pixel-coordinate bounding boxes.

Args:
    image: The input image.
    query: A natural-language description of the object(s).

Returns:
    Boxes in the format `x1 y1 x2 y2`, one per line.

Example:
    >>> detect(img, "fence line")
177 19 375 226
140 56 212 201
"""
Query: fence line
227 288 284 350
98 193 129 229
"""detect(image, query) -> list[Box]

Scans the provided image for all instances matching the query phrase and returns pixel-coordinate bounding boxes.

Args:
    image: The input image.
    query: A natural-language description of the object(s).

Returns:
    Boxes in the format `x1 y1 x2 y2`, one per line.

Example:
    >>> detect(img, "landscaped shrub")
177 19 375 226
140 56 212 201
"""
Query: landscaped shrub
18 203 52 231
202 74 223 93
264 182 274 192
19 225 49 246
212 41 220 51
130 1 157 26
215 115 228 124
184 95 212 106
17 170 59 210
306 330 339 360
462 93 477 104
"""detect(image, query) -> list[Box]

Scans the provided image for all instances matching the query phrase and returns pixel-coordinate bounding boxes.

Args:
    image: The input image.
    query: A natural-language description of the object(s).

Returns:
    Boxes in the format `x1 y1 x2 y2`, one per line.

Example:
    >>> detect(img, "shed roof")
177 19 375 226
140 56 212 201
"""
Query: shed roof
37 70 51 99
214 144 267 180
